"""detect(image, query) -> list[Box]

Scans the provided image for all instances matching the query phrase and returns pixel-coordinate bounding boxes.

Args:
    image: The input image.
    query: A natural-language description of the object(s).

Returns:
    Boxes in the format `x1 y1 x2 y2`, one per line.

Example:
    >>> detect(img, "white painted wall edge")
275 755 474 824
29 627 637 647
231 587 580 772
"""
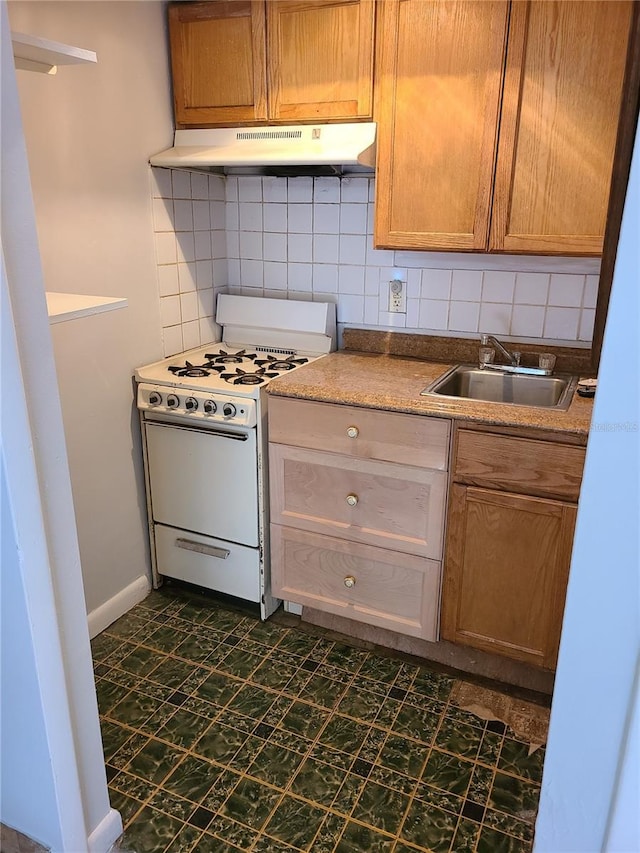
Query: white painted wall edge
87 574 150 639
604 657 640 852
87 808 123 853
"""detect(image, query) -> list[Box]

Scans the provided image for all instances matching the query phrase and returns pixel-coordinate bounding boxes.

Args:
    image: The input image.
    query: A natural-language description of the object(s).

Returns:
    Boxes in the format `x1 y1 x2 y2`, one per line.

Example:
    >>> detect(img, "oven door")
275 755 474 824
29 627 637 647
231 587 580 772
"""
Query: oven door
145 420 259 547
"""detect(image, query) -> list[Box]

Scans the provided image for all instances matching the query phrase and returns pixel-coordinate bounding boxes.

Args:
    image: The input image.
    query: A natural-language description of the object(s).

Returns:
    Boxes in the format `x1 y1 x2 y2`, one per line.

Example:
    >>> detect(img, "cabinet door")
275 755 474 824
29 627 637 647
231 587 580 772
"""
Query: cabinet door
267 0 375 121
490 1 632 255
441 485 577 669
169 1 268 127
374 0 509 250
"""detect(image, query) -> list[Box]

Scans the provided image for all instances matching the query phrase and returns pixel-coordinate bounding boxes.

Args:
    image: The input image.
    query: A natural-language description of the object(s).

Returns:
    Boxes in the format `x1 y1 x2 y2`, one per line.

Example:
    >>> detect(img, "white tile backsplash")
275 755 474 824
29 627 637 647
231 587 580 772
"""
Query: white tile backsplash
511 304 546 338
449 301 481 333
482 270 516 303
288 204 313 233
548 273 585 307
151 168 600 354
157 264 179 297
544 306 581 340
177 262 197 293
451 270 483 302
514 272 550 305
341 177 370 203
263 203 287 233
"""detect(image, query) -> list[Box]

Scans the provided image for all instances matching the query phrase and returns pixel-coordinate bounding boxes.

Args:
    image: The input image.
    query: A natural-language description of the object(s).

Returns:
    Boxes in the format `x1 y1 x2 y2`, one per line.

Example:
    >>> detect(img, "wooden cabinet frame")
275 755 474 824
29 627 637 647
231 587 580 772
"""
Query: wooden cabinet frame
169 1 268 126
169 0 375 127
489 0 633 255
266 0 375 121
441 484 576 669
441 424 586 669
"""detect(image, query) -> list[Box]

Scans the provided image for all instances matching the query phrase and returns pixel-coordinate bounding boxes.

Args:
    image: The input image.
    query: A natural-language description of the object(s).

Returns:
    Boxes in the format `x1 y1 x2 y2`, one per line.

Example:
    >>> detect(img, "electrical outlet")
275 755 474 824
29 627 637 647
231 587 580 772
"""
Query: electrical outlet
388 278 406 313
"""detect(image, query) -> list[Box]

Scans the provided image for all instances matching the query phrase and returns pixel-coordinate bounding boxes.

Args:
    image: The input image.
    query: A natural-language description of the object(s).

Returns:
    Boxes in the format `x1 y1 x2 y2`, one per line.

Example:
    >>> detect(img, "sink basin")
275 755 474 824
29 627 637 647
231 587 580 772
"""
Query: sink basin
422 365 578 410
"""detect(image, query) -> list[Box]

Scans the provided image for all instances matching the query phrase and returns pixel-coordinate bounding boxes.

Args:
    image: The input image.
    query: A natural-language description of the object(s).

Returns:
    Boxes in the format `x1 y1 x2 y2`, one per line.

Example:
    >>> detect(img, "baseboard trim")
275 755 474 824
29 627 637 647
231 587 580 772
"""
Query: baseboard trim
87 808 123 853
87 575 150 639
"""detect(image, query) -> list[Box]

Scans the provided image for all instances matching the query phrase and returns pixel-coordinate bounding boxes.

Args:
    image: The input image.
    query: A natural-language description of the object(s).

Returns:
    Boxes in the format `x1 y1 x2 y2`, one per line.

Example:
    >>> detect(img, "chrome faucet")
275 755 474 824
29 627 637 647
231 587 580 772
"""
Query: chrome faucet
481 334 520 367
479 334 553 376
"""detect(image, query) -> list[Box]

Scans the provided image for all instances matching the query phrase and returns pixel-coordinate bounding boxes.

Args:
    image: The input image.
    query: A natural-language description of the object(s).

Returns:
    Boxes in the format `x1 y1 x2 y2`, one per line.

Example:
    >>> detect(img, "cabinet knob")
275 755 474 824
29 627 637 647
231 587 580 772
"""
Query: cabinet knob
344 576 356 588
346 494 359 507
346 426 359 439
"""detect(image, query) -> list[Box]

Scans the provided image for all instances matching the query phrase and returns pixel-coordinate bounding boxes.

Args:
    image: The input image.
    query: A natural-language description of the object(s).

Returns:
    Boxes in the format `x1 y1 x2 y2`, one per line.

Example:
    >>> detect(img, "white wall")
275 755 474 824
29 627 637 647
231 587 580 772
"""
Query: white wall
1 457 62 850
534 123 640 851
1 5 121 847
8 1 173 622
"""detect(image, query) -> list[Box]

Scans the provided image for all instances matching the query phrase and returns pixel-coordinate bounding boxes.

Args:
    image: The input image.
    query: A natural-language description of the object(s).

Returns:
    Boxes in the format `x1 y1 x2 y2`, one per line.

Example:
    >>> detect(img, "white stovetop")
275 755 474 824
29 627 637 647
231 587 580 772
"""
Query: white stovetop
135 342 326 399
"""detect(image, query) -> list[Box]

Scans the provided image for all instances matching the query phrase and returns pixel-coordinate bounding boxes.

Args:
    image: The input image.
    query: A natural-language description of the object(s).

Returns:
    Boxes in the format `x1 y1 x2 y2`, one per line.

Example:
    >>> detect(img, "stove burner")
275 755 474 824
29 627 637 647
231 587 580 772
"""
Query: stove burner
220 367 279 386
204 349 258 365
254 355 309 371
168 361 214 378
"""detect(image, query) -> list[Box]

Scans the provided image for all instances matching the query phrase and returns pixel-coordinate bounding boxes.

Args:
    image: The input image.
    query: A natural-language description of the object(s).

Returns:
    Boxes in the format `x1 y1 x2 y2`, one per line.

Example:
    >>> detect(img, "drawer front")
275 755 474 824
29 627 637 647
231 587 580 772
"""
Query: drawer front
271 524 441 640
154 524 260 602
454 429 586 501
268 396 450 470
270 444 447 559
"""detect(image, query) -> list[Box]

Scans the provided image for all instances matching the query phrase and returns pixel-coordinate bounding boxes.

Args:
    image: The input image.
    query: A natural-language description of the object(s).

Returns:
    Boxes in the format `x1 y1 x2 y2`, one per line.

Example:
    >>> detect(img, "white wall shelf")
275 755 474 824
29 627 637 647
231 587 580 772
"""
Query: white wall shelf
12 32 97 75
46 293 127 324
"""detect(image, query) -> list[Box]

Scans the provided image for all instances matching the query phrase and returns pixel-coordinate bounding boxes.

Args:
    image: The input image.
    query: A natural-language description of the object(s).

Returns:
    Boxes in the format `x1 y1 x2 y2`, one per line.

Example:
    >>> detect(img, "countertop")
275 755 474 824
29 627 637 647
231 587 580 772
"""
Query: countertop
267 351 593 440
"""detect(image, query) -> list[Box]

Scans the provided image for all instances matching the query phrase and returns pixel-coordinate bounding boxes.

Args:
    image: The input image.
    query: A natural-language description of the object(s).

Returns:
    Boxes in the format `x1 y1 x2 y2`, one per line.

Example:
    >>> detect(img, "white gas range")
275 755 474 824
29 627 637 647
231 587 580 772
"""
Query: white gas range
136 294 336 618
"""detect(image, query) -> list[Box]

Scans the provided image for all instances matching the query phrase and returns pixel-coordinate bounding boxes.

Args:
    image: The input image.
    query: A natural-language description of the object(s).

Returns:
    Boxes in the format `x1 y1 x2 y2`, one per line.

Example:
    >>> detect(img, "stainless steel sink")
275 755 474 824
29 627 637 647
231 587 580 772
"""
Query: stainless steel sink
421 365 578 410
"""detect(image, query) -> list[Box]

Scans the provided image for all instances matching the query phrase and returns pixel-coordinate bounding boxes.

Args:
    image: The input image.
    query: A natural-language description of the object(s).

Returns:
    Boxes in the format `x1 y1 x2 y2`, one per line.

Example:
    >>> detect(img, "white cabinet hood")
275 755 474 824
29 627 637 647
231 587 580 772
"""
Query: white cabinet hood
149 122 376 175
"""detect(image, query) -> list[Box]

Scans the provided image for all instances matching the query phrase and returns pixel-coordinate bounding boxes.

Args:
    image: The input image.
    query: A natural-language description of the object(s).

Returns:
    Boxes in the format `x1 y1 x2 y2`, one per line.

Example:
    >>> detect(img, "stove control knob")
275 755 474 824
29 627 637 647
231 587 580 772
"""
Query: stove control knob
167 394 179 409
148 392 162 406
223 403 236 418
203 400 217 415
185 397 198 411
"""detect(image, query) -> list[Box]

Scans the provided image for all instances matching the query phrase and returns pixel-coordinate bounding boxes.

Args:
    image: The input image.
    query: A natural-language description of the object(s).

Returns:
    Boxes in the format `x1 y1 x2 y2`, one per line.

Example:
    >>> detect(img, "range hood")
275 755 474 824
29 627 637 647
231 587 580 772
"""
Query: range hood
149 122 376 176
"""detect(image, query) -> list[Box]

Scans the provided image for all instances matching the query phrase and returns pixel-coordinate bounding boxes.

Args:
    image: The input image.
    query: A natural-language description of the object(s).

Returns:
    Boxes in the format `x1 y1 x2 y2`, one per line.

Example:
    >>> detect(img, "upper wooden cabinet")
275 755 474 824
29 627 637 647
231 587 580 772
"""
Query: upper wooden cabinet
375 0 510 251
267 0 375 121
374 0 633 255
169 1 268 126
168 0 375 127
490 1 632 255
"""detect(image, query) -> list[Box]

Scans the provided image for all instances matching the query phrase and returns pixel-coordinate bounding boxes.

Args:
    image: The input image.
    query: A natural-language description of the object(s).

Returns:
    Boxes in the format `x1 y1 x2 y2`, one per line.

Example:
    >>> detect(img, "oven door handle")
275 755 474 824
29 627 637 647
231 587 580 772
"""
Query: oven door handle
175 538 230 560
145 419 250 441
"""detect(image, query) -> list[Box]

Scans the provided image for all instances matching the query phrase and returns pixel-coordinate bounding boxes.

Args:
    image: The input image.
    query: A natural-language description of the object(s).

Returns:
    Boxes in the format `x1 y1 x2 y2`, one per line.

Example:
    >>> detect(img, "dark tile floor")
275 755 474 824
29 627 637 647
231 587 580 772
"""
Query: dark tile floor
93 587 544 853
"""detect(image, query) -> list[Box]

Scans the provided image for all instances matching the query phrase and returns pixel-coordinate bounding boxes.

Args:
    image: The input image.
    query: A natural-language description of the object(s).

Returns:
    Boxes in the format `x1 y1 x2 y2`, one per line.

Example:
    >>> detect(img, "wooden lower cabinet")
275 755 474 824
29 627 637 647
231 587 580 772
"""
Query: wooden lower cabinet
441 484 577 669
271 525 441 640
268 398 451 642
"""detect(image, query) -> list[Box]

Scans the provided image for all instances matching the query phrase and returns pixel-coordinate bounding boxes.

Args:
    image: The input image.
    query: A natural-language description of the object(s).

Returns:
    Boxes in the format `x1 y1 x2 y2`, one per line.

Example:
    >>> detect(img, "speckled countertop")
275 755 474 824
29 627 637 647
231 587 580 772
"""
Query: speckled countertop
266 351 593 440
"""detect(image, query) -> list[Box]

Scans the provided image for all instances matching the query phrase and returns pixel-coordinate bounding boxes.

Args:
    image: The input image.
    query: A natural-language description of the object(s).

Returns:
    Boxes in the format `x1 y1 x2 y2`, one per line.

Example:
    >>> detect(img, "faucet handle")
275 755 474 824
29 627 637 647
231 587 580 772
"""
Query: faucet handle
480 333 489 345
512 351 521 366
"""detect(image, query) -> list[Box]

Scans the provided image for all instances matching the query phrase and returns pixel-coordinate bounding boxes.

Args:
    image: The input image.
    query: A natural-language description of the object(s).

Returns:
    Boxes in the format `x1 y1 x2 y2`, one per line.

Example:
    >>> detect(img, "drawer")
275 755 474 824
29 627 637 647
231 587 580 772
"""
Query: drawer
154 524 260 601
268 396 450 470
271 524 441 640
454 429 586 501
269 444 447 559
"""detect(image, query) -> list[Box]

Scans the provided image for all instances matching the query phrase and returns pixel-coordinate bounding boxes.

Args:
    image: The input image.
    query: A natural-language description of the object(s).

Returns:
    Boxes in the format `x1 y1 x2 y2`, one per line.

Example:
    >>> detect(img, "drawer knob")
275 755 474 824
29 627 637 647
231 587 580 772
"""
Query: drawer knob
346 494 359 507
346 426 359 439
344 576 356 588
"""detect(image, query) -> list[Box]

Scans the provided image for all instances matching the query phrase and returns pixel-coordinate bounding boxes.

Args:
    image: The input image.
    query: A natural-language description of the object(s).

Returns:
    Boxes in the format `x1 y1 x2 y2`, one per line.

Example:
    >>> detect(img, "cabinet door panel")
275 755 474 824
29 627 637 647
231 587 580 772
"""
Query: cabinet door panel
441 485 576 668
169 1 268 126
374 0 509 250
490 0 632 255
267 0 374 121
270 444 447 558
271 524 441 640
269 396 450 470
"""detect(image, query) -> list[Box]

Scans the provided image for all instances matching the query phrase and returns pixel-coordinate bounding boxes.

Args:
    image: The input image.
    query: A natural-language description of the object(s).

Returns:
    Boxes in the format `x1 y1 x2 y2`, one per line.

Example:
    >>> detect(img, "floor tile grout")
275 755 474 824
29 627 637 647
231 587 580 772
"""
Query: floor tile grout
94 588 543 852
